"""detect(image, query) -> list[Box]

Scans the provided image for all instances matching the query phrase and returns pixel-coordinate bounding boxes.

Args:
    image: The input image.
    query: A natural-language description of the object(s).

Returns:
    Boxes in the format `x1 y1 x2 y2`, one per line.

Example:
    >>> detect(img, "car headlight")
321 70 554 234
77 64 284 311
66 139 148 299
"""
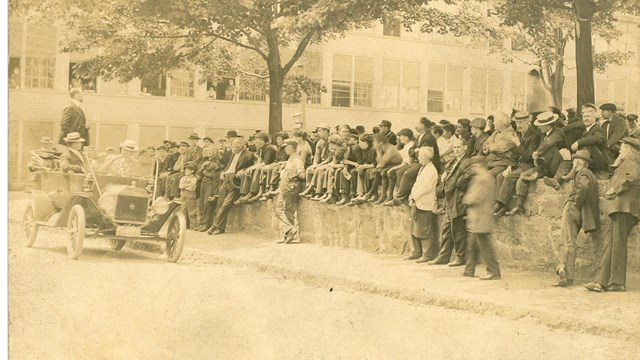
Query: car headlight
152 197 169 215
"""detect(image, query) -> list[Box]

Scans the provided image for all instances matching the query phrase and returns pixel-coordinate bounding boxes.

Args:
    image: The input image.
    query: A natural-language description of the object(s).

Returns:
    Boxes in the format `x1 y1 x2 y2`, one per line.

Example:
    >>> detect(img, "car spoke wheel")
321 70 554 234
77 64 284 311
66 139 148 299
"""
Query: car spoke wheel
108 239 127 251
23 201 39 247
67 205 85 260
165 212 186 263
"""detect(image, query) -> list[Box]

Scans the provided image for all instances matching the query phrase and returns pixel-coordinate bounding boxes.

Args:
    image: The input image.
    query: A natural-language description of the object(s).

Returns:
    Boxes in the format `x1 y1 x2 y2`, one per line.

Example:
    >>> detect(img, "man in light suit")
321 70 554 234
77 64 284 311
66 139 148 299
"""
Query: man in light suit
59 132 86 174
58 88 90 147
207 138 255 235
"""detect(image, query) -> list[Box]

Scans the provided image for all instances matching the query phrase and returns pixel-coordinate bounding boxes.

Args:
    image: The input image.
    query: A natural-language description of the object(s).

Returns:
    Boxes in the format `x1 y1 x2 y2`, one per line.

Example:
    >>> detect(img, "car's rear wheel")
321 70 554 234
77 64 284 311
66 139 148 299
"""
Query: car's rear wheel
108 239 127 251
165 211 186 263
67 205 85 260
23 201 39 248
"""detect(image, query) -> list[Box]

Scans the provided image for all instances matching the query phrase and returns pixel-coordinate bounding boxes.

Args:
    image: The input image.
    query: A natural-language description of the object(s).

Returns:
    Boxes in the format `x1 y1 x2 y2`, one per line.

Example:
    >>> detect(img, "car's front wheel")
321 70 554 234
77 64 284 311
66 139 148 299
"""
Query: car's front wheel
165 211 186 263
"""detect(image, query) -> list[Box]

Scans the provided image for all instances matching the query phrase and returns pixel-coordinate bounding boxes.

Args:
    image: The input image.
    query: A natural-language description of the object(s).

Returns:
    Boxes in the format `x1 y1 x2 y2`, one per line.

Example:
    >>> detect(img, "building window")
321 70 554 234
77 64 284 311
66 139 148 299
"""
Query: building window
383 17 401 37
25 57 55 89
446 65 463 113
25 23 57 89
382 59 401 109
169 69 194 97
304 52 323 105
384 60 420 111
332 54 353 107
238 74 267 102
487 69 504 114
69 62 97 92
353 56 374 107
141 74 167 96
427 64 445 113
511 71 527 111
471 68 487 114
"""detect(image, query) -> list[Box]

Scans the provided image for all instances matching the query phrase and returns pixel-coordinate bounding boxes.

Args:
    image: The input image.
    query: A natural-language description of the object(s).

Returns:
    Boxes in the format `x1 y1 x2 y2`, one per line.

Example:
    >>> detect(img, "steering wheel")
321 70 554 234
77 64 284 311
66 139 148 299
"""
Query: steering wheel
106 155 138 176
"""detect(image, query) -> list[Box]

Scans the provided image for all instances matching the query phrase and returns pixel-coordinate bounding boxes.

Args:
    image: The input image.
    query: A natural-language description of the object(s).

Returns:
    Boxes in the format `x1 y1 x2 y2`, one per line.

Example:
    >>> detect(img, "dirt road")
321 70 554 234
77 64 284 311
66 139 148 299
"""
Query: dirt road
8 204 640 359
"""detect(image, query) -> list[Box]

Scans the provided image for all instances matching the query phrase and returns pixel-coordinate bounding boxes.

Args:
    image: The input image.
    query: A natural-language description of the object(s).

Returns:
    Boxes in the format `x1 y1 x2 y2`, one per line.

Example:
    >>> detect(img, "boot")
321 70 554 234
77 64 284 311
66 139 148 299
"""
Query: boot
505 195 526 216
543 177 561 191
416 241 432 263
311 193 325 201
247 188 264 203
320 193 337 204
374 194 387 205
493 202 507 217
336 194 350 206
403 237 423 260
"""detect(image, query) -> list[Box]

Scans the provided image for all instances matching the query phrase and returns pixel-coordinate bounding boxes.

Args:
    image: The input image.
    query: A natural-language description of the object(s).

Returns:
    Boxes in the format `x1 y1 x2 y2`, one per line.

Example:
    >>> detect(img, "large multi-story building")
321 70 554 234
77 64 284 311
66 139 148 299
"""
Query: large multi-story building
7 13 640 188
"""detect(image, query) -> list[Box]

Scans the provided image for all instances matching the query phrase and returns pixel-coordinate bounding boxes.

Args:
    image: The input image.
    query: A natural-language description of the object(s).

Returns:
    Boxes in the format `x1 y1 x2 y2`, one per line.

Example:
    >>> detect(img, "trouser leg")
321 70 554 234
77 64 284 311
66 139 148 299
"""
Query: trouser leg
558 202 581 281
436 216 454 262
213 179 240 232
488 165 507 178
464 233 480 275
395 164 420 199
477 233 501 276
496 169 522 205
451 216 468 262
595 212 637 287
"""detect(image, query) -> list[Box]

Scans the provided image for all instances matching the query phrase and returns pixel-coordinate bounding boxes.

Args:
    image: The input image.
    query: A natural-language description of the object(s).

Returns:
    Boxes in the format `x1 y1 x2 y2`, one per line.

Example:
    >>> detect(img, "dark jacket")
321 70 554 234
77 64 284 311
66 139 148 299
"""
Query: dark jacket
410 131 441 173
536 127 565 177
258 144 277 165
443 155 471 219
58 104 90 146
223 149 256 188
186 146 203 168
384 131 398 146
601 114 628 152
563 121 586 150
514 126 541 170
467 132 489 158
567 167 600 233
605 158 640 219
60 148 85 173
577 124 609 171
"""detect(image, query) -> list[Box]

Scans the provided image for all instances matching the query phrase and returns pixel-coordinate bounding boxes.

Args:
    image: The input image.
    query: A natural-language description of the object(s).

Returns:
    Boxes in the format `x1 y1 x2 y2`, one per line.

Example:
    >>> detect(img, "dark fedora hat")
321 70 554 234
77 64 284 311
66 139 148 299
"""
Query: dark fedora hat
572 149 592 163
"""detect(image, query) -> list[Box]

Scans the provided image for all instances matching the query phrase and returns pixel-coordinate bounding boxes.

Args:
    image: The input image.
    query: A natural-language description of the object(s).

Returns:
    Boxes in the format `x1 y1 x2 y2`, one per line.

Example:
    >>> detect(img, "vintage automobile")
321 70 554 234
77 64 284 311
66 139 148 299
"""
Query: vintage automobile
22 152 186 262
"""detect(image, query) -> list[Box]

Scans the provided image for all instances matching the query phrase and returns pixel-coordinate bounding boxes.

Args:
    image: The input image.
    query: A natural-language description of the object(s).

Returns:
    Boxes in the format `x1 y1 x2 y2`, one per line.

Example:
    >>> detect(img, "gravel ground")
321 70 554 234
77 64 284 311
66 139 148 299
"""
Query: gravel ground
7 195 640 360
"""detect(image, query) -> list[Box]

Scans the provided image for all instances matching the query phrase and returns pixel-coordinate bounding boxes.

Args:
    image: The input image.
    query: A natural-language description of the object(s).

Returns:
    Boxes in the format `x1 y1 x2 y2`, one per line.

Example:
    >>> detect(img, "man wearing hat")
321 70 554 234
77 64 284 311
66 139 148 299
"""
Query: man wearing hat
220 130 242 165
28 137 61 184
208 138 255 235
505 111 564 216
585 137 640 292
378 120 397 146
494 111 541 216
274 139 306 243
163 142 190 199
60 132 86 174
58 88 90 147
186 133 203 168
599 103 628 162
556 150 600 287
627 114 640 138
179 162 199 228
467 118 489 157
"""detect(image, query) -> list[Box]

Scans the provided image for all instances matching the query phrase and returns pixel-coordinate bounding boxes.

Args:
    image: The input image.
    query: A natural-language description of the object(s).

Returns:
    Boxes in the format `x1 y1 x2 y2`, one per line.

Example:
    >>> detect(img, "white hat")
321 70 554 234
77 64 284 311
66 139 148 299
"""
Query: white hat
120 139 139 152
63 132 85 143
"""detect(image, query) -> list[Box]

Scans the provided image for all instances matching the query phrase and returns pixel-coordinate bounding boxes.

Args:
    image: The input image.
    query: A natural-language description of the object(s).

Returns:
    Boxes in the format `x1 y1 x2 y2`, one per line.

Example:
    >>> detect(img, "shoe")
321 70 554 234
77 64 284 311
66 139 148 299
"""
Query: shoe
206 226 217 235
427 258 448 265
374 196 386 205
607 284 626 292
416 256 432 264
393 198 408 206
382 200 395 207
299 188 313 196
492 203 502 213
543 177 561 191
336 196 350 206
368 195 379 203
557 266 569 287
447 259 465 267
479 274 501 280
494 207 507 217
311 194 324 201
505 207 524 216
463 272 475 277
304 193 315 199
198 227 208 232
403 252 422 260
584 282 605 292
259 195 270 201
321 195 337 204
211 229 224 235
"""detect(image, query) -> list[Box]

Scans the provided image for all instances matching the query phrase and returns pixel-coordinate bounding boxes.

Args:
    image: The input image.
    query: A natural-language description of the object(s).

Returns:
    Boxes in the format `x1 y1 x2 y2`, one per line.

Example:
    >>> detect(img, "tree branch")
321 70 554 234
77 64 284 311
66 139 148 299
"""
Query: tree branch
283 29 317 74
206 30 268 61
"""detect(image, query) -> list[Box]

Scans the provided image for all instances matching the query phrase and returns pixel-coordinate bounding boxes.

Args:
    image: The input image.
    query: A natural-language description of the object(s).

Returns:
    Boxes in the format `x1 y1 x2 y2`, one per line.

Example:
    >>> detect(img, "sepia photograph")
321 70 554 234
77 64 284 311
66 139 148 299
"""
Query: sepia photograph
4 0 640 359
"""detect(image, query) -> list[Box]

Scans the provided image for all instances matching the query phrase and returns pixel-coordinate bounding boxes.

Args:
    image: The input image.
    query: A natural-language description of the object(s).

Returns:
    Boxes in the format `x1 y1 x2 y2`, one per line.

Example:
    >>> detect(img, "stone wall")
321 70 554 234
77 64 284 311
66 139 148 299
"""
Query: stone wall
226 180 640 278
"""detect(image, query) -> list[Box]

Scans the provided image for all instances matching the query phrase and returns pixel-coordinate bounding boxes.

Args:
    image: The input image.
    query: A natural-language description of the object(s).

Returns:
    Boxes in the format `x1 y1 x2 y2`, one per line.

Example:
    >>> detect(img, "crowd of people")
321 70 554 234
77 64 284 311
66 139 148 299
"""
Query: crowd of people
32 88 640 292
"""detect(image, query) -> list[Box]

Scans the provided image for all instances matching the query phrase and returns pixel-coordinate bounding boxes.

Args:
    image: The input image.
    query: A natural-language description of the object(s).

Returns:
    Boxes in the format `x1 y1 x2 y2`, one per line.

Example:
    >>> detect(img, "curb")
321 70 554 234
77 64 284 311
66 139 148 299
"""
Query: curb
165 244 637 343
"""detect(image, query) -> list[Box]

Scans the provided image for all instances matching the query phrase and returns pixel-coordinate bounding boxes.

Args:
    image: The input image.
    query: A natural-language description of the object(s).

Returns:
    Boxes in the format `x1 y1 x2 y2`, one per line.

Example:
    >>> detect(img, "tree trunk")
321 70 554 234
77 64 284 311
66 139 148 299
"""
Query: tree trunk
575 18 595 114
268 66 284 137
551 59 565 109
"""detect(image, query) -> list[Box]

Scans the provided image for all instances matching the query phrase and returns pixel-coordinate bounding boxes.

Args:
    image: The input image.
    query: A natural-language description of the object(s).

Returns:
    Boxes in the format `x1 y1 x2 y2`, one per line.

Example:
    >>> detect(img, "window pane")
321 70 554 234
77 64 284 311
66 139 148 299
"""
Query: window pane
447 65 463 91
332 80 351 107
9 57 21 90
383 84 399 109
169 69 195 98
428 64 445 91
354 82 372 107
403 61 420 88
383 17 401 37
354 56 374 83
488 69 504 113
401 87 419 111
304 51 323 80
512 71 527 111
332 54 352 82
383 59 401 85
471 68 487 114
428 91 444 113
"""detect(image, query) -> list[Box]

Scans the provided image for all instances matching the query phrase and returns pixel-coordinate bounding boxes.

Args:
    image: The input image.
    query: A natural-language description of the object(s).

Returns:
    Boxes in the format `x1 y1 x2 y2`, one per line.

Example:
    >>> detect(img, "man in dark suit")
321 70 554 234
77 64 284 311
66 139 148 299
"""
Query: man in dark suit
378 120 397 146
556 150 600 287
207 138 255 235
599 103 628 163
385 117 441 206
585 137 640 292
427 138 470 266
59 132 86 174
58 88 90 147
506 112 564 216
186 132 203 168
571 103 609 171
494 111 541 216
